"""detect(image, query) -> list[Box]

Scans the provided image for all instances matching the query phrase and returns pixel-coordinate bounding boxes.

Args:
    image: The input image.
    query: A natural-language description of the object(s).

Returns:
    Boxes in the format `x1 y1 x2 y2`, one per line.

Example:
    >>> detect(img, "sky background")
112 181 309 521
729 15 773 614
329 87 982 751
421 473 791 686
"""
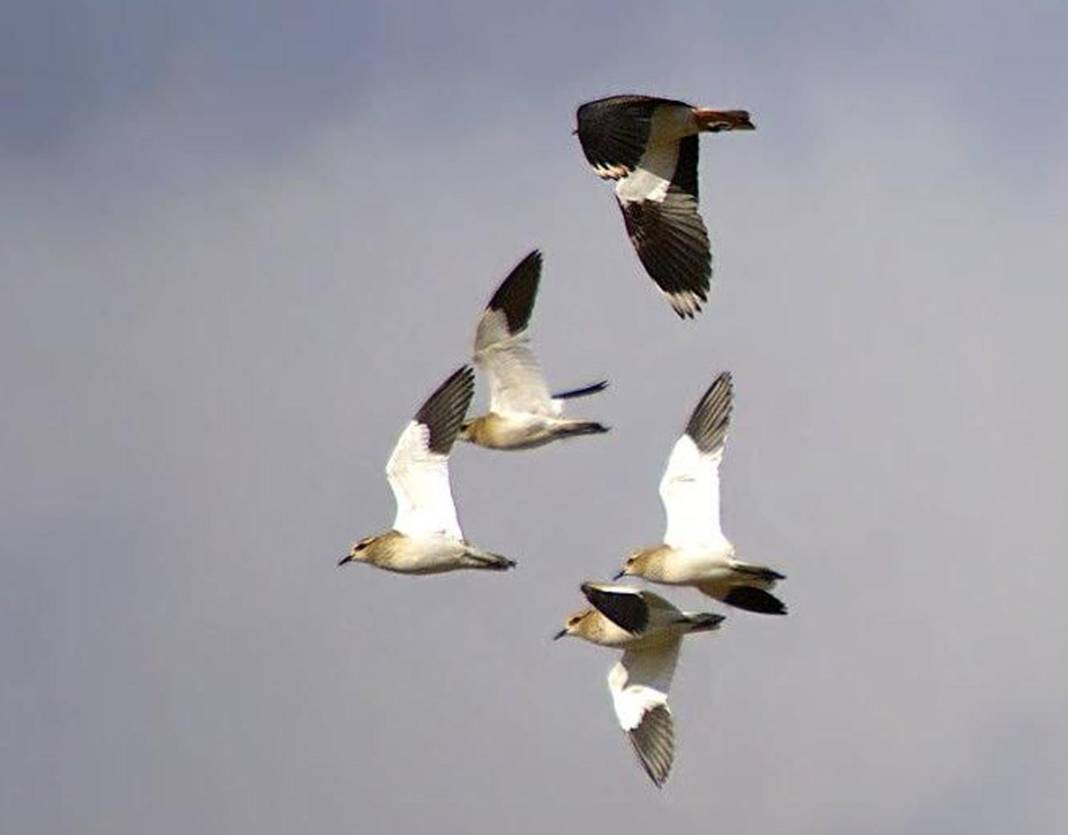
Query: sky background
3 2 1068 832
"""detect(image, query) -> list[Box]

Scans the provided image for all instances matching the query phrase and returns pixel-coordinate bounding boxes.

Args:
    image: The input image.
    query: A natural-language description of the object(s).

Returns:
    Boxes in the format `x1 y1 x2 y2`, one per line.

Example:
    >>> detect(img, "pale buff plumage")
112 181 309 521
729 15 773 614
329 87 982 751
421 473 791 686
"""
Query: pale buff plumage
554 583 724 789
620 543 781 603
462 250 608 451
615 372 788 615
460 411 607 451
554 584 718 647
343 530 513 575
339 367 515 577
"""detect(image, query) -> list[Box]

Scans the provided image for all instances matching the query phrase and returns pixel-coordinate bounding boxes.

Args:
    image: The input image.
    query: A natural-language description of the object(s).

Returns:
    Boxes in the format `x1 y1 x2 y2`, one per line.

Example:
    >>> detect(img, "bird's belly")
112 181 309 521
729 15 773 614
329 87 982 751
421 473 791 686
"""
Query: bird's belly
481 414 555 450
383 538 464 574
657 548 733 583
586 620 648 649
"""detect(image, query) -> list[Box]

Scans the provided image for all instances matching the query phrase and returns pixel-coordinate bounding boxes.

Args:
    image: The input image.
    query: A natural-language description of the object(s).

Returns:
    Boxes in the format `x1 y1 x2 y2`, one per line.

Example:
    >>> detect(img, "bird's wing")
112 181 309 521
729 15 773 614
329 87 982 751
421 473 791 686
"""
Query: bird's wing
385 367 474 539
474 250 542 353
581 583 651 634
659 372 733 549
581 582 682 635
616 135 711 318
576 95 690 180
473 252 553 415
608 640 681 788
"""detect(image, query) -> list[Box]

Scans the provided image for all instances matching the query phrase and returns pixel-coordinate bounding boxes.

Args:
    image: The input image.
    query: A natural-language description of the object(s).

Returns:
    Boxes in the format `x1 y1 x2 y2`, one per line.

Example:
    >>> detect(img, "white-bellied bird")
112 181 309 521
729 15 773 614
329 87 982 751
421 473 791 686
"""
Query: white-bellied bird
460 250 609 450
555 582 725 788
340 366 515 574
615 372 787 613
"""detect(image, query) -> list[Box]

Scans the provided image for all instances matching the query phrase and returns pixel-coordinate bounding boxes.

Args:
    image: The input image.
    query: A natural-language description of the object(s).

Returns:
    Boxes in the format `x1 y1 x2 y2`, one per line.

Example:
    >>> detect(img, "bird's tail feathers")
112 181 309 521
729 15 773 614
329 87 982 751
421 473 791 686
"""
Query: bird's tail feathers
723 587 787 615
694 109 755 132
463 547 517 571
682 612 726 633
731 561 786 584
558 419 611 438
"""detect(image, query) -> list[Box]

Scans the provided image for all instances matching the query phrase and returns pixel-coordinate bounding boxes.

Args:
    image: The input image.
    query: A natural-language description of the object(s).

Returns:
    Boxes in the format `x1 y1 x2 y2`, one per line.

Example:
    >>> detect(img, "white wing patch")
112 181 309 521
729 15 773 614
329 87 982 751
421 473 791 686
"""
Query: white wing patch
609 642 680 730
474 333 556 417
385 420 462 540
615 140 678 206
609 641 680 787
659 433 727 549
473 307 512 356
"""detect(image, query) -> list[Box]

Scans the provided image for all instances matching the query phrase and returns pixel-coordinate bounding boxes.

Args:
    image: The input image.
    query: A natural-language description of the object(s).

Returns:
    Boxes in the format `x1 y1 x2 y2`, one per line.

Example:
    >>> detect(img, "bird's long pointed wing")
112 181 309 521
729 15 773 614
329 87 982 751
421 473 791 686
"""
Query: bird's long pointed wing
582 583 681 635
608 640 682 788
385 367 474 539
659 372 733 548
473 251 554 415
575 94 691 180
616 135 710 318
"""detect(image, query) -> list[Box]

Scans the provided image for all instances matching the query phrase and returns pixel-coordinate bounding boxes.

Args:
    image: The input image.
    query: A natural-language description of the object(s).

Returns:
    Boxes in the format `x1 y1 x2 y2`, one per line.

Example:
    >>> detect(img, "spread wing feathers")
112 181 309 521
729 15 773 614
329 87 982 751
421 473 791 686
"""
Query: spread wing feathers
617 136 710 318
413 366 476 454
473 251 555 415
576 95 691 180
658 372 734 547
685 371 733 454
609 641 682 788
582 583 680 635
385 367 474 539
474 250 542 353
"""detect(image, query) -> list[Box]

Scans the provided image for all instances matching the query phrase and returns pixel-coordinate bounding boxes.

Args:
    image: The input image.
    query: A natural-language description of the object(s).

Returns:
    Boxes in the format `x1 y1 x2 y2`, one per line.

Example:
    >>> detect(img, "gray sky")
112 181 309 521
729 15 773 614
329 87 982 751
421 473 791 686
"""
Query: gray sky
3 2 1067 833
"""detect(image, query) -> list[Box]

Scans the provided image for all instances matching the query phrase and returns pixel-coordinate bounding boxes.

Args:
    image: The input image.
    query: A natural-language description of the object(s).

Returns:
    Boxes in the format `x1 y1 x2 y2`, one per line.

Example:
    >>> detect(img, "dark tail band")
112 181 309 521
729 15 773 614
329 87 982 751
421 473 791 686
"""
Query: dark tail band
732 564 786 582
689 612 726 632
563 421 610 438
724 587 787 615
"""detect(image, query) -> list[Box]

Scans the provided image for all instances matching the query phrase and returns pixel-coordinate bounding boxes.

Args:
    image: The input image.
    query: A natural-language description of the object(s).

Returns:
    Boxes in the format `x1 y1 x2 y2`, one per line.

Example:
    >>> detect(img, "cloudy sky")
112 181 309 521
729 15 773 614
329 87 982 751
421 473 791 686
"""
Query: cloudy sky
3 2 1067 832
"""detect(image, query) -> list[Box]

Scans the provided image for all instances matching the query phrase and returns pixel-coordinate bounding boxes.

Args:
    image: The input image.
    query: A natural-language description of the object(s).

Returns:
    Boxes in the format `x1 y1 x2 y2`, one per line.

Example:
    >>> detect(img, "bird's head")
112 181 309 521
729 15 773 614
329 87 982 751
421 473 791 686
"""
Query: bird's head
338 537 374 567
553 609 590 641
613 548 648 580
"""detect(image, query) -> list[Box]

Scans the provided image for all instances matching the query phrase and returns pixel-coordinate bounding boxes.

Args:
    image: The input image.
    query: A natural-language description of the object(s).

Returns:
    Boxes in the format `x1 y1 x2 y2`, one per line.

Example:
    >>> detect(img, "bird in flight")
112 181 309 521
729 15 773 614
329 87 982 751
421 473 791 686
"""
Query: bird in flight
555 582 725 788
339 366 515 574
575 94 754 318
460 250 609 450
615 371 786 613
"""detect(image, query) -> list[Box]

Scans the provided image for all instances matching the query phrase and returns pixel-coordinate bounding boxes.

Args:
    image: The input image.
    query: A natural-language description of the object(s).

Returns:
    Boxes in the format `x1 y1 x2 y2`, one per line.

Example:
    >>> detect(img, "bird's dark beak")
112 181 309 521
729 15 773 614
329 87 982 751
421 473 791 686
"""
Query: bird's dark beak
571 128 578 136
612 569 625 580
338 554 352 567
552 628 567 641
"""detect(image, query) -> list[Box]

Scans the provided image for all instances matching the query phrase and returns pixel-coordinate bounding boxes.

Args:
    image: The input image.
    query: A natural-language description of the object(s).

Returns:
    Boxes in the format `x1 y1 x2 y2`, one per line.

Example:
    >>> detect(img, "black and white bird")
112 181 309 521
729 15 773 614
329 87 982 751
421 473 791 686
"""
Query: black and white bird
615 372 787 613
460 250 609 450
339 367 515 574
575 94 755 317
555 582 725 788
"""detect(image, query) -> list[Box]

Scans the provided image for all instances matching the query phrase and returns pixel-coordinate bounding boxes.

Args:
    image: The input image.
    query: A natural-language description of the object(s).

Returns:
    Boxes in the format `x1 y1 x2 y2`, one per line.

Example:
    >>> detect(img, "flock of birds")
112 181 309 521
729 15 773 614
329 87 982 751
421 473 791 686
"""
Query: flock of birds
339 94 786 788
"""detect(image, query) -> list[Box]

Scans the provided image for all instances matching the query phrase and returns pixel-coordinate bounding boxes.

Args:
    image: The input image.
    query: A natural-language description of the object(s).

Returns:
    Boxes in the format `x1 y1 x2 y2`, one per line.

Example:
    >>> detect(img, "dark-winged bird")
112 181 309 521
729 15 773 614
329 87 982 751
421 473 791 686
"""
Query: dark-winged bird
575 95 754 318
